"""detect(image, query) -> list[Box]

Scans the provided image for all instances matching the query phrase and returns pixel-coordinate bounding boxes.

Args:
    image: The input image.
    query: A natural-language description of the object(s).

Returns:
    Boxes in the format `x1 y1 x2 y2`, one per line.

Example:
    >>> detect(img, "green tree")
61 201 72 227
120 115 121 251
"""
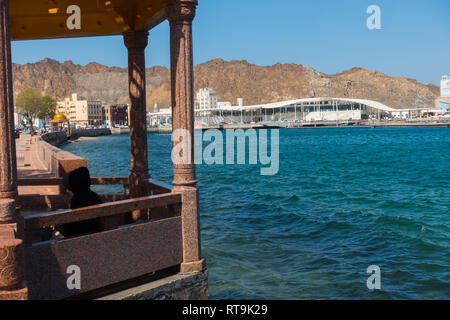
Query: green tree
15 88 57 128
40 95 57 120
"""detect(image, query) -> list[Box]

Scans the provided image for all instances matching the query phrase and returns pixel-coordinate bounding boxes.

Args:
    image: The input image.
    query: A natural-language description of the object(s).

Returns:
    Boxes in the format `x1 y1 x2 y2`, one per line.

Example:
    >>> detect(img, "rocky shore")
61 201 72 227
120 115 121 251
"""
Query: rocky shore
40 128 111 147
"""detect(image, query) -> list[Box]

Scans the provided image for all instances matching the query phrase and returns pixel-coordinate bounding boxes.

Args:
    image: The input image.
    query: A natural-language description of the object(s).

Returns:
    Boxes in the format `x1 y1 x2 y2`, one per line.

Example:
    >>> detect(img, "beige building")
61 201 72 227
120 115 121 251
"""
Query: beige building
57 93 103 126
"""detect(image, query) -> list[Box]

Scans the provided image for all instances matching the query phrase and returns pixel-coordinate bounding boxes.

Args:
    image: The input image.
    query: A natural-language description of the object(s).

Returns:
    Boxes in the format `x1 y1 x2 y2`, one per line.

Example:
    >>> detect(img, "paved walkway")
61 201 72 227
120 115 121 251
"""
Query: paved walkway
16 136 60 195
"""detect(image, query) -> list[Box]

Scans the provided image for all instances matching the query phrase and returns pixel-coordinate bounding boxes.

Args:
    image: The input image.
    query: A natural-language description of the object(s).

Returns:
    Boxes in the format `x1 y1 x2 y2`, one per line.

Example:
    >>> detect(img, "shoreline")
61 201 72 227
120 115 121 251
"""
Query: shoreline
144 122 450 133
40 128 112 147
69 136 104 142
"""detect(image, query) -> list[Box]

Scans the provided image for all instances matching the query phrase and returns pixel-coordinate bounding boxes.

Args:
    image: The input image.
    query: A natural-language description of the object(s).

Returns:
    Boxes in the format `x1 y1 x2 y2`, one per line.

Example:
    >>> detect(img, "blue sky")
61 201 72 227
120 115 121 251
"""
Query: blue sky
11 0 450 85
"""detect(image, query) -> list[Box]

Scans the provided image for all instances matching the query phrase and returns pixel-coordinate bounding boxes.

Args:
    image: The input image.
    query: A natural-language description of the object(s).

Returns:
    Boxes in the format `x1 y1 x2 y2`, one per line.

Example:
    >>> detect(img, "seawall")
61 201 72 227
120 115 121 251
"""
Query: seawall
35 139 87 179
34 128 111 178
39 131 67 146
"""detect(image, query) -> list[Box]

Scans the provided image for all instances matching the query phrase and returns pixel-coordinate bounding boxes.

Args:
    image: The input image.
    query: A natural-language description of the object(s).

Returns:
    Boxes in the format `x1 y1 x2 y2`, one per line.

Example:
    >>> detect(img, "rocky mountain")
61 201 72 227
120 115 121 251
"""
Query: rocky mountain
12 58 439 111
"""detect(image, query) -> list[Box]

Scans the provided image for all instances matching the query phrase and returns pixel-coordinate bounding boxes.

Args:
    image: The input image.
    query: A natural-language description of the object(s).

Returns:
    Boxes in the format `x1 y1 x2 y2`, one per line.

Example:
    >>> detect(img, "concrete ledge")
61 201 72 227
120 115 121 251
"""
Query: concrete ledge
97 269 208 300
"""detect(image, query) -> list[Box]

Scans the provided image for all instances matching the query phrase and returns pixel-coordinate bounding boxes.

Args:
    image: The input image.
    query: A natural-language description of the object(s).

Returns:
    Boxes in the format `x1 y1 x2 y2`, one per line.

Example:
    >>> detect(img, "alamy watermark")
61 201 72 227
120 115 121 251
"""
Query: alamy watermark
66 5 82 30
62 4 381 32
66 265 81 290
48 4 81 30
366 265 381 290
172 129 279 176
367 5 381 30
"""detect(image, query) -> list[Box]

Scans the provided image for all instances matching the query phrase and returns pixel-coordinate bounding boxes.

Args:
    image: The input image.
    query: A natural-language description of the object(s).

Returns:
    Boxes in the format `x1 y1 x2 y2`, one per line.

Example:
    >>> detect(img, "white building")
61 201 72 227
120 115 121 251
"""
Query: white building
218 101 231 109
195 88 218 111
436 75 450 110
149 107 171 126
14 110 26 128
441 75 450 97
14 108 45 129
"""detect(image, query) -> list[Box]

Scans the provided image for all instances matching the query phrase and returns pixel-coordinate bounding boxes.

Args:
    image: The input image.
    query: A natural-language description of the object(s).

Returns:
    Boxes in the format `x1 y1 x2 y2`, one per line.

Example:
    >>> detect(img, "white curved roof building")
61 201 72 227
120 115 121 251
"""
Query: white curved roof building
151 97 397 115
220 97 396 113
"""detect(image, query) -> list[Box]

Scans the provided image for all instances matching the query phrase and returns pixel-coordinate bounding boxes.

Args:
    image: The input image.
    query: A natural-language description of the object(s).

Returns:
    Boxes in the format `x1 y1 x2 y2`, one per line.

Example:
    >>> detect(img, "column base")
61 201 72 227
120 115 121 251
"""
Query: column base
180 258 205 274
0 239 25 292
0 223 16 238
0 198 16 224
0 287 28 300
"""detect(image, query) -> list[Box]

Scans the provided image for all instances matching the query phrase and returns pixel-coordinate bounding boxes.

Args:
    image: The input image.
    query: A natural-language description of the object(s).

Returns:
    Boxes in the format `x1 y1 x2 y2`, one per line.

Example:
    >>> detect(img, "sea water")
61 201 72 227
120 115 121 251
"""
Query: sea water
62 128 450 299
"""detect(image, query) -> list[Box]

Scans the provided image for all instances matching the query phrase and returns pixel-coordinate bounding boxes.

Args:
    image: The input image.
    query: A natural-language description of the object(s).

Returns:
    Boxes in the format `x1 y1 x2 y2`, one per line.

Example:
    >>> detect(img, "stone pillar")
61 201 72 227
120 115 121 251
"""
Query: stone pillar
165 0 204 273
0 0 27 300
123 30 150 220
0 0 17 224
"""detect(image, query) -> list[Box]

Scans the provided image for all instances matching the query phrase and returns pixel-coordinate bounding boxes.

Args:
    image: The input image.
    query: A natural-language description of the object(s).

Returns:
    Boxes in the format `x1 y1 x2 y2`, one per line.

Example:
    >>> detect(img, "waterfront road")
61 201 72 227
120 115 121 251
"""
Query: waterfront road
16 135 60 196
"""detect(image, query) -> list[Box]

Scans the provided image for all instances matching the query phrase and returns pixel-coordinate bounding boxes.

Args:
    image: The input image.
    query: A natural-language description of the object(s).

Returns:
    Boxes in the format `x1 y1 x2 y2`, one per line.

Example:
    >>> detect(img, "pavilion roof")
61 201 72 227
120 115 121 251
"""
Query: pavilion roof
10 0 166 41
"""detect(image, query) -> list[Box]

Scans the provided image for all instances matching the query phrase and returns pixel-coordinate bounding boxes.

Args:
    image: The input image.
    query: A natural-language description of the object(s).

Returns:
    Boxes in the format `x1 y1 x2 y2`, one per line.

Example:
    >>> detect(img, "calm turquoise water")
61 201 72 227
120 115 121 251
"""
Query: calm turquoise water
62 128 450 299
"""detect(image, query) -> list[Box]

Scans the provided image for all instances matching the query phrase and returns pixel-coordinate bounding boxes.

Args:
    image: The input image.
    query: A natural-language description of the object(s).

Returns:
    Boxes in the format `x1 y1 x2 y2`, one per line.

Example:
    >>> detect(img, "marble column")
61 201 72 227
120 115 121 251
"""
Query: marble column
123 30 150 220
0 0 27 300
165 0 204 273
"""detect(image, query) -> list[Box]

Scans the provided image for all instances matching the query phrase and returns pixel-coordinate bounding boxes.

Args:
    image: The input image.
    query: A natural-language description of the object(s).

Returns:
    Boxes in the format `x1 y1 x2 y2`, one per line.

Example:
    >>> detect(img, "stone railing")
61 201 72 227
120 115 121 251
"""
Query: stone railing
37 128 111 177
36 138 87 178
18 176 179 300
24 192 182 300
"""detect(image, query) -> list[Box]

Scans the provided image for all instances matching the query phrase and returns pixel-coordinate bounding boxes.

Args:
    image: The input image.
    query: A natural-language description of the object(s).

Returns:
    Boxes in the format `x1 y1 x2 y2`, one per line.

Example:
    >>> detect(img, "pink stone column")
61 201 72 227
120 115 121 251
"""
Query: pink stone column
0 0 17 224
0 237 27 300
0 0 27 300
165 0 205 273
123 30 150 220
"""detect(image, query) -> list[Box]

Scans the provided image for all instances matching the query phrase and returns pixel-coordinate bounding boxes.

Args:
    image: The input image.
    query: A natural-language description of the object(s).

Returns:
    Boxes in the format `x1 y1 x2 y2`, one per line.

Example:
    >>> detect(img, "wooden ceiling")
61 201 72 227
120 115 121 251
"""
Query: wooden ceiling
10 0 166 41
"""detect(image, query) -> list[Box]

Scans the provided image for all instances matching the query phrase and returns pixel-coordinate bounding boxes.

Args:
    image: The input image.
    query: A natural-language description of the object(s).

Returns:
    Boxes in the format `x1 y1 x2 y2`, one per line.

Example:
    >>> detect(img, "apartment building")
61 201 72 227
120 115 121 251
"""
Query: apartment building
57 93 103 126
195 87 218 111
103 104 129 127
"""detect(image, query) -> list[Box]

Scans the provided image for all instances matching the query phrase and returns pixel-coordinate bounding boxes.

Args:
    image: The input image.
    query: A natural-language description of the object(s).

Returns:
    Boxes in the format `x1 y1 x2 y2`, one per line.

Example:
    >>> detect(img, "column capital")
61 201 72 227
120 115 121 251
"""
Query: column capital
164 0 198 25
123 30 149 50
